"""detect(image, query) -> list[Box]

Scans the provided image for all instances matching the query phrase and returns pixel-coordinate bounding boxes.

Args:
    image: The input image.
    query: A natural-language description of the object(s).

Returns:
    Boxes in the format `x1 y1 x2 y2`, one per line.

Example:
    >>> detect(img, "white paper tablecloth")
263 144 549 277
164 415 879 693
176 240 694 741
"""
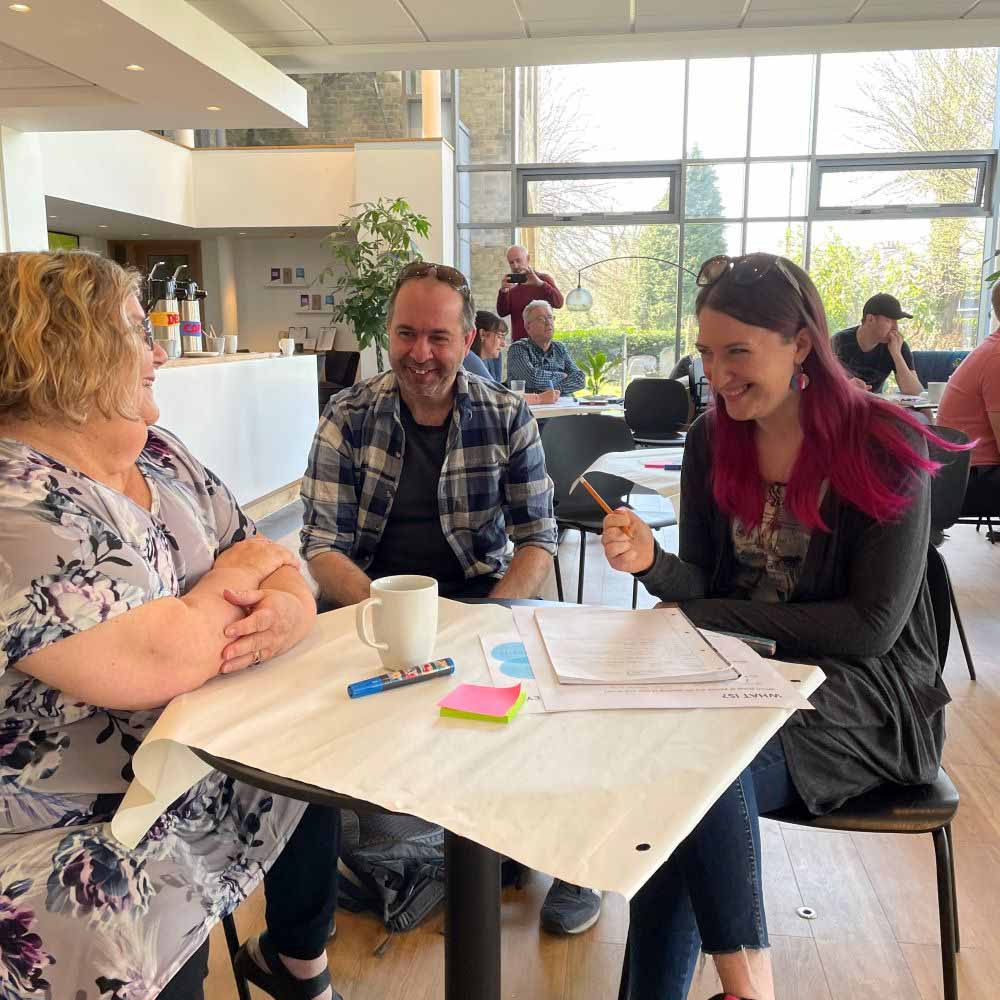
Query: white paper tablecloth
113 599 822 899
529 401 625 419
574 446 684 499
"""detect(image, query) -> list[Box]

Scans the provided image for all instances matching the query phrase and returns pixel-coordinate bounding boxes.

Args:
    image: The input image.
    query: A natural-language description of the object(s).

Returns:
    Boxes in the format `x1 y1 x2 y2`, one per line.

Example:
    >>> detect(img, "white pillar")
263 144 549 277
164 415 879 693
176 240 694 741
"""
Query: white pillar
421 71 442 138
0 125 47 252
175 129 196 147
216 236 239 335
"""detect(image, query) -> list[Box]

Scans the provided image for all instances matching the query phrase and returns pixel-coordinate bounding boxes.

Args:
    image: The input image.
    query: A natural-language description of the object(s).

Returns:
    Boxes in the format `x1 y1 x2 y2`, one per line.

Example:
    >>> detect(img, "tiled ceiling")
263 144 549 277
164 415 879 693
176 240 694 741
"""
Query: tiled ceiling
186 0 990 46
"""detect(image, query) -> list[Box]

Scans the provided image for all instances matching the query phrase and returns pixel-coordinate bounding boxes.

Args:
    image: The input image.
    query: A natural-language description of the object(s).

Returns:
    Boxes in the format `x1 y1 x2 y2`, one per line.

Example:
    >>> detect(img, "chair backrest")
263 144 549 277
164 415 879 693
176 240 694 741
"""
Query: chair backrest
925 544 951 670
540 414 635 517
623 377 690 439
912 350 969 388
324 350 360 388
929 425 971 532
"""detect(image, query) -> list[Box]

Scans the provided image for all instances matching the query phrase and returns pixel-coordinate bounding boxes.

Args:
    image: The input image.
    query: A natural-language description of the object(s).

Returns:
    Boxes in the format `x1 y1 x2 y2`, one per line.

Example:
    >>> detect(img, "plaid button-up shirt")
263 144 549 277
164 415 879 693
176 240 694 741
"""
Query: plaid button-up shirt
300 369 557 579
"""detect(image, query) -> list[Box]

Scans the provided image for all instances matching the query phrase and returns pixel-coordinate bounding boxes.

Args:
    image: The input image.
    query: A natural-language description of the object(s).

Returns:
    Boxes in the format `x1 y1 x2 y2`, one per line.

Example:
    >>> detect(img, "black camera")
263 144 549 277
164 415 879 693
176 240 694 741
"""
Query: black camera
507 272 528 284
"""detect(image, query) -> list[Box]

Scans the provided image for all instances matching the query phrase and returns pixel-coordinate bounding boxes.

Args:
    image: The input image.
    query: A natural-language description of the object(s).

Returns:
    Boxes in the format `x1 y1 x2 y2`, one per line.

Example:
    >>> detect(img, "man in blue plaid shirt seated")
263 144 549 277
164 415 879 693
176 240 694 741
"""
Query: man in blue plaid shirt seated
299 261 557 605
299 262 604 935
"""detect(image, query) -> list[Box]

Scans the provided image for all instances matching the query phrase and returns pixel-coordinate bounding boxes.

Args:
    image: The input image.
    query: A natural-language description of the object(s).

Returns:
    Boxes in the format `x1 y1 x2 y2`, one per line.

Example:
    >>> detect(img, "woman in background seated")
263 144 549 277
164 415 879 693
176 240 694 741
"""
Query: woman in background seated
602 254 954 1000
467 309 560 404
0 251 340 1000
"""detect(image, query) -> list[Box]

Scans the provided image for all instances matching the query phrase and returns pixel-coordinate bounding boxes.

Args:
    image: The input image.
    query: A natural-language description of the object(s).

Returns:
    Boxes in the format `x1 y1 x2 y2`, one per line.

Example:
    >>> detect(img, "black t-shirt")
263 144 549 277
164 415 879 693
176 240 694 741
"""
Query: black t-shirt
831 326 915 394
367 400 467 592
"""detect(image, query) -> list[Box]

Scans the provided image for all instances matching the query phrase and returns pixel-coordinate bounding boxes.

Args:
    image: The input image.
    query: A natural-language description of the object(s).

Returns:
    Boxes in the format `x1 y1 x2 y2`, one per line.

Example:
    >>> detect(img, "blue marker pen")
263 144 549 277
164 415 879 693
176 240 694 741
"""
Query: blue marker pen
644 463 683 470
347 657 455 699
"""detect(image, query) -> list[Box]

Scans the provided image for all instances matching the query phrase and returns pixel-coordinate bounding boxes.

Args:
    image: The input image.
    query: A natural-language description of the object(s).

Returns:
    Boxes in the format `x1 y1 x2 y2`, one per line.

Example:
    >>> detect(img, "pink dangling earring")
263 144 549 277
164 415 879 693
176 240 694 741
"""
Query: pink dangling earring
791 365 810 391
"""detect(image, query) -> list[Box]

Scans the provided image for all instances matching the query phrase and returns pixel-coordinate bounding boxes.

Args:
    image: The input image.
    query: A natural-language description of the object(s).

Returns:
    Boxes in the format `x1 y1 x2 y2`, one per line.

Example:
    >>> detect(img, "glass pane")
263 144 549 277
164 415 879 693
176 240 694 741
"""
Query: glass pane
465 228 513 321
225 71 407 146
686 58 751 159
748 162 809 217
685 163 745 219
751 55 815 157
817 49 997 155
525 62 685 163
745 222 805 265
468 171 512 223
523 224 682 390
809 218 986 350
680 222 744 355
525 175 673 217
458 67 512 164
818 167 981 209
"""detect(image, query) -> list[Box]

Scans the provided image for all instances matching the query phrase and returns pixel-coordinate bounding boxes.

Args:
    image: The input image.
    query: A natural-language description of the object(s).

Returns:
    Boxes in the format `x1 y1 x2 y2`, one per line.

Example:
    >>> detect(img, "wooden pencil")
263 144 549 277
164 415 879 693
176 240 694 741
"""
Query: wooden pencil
579 476 632 537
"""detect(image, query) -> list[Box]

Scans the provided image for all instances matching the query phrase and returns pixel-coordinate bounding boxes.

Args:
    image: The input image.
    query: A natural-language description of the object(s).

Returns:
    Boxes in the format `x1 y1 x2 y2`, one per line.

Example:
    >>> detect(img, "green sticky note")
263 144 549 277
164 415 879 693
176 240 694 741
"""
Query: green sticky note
439 684 527 723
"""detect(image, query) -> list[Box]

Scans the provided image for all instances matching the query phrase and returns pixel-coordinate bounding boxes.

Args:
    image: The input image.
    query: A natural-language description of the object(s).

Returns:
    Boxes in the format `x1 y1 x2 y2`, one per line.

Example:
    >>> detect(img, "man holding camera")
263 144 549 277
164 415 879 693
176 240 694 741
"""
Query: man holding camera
497 244 564 342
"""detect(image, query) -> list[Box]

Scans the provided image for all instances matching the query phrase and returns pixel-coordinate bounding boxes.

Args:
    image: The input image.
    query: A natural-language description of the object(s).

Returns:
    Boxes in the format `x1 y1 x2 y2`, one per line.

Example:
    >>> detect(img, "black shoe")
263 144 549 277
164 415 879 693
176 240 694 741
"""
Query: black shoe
233 932 341 1000
707 995 752 1000
539 879 602 934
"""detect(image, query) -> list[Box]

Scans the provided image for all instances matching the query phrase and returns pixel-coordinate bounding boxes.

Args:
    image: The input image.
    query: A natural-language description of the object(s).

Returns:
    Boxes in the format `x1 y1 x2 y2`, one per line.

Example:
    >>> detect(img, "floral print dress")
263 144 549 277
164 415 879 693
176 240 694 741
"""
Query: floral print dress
0 427 306 1000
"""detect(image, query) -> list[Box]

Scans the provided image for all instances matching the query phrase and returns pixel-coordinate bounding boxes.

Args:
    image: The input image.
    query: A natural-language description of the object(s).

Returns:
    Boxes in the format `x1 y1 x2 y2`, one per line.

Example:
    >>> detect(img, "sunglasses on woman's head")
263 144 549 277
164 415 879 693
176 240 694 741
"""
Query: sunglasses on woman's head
696 253 804 300
134 316 154 349
394 261 471 298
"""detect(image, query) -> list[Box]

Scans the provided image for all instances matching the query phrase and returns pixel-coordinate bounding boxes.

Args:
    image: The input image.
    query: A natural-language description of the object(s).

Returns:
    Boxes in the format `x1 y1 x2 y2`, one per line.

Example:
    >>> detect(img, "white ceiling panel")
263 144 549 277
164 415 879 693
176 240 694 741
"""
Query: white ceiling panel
234 30 328 46
313 26 427 43
743 8 852 25
634 11 742 29
527 16 631 36
403 0 525 38
0 67 91 89
0 42 49 70
186 0 308 33
636 0 744 14
284 0 419 31
520 0 619 18
965 1 1000 16
853 0 973 19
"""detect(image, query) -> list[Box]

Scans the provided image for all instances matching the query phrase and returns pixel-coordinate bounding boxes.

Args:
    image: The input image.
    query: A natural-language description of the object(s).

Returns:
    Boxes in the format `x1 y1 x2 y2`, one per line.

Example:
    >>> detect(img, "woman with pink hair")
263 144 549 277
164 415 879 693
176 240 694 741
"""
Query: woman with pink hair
602 254 956 1000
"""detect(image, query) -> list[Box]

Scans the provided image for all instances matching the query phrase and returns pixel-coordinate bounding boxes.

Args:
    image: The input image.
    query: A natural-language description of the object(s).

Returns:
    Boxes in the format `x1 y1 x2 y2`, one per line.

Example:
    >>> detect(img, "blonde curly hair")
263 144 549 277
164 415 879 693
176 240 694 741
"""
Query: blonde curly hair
0 250 144 425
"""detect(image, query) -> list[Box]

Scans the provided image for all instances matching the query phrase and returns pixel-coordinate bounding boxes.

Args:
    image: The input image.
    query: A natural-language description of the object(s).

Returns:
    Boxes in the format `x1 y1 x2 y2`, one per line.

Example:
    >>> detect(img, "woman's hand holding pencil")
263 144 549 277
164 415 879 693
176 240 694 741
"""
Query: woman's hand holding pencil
600 507 656 575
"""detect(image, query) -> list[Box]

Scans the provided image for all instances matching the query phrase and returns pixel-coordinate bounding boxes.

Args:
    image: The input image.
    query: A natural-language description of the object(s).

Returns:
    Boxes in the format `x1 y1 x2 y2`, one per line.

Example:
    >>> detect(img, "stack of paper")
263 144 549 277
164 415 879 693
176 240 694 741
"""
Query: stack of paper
533 607 739 685
439 683 527 723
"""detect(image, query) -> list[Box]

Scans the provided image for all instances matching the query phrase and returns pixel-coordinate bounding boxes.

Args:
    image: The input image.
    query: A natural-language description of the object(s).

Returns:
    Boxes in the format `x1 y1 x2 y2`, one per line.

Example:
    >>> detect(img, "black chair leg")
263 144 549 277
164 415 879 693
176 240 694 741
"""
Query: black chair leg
932 826 959 1000
222 913 252 1000
631 575 639 609
577 529 587 605
940 558 976 680
945 822 960 952
554 551 564 602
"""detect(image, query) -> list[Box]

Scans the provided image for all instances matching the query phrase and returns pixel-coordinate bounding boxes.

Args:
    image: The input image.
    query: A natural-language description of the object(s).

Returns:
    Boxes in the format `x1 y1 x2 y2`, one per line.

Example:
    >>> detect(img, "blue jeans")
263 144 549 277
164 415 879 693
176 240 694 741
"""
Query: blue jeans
623 734 802 1000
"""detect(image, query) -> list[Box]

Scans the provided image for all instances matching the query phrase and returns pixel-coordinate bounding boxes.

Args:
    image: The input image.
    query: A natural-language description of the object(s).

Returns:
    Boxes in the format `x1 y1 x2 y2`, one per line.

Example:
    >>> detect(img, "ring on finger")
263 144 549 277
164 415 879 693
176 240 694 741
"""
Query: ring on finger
252 649 262 666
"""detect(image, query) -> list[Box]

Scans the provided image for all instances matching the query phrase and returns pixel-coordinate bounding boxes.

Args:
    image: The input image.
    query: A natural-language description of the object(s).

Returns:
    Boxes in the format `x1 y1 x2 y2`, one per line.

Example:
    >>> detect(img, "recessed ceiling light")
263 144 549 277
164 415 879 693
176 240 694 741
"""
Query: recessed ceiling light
125 64 145 72
48 214 57 219
97 224 109 229
139 233 150 237
206 105 222 111
8 4 32 12
238 232 247 236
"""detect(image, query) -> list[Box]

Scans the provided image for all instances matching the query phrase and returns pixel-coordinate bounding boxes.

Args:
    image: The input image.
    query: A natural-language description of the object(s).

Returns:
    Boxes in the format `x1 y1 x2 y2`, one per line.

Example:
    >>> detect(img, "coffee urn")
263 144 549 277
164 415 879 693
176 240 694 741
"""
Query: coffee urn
146 262 181 358
175 266 208 354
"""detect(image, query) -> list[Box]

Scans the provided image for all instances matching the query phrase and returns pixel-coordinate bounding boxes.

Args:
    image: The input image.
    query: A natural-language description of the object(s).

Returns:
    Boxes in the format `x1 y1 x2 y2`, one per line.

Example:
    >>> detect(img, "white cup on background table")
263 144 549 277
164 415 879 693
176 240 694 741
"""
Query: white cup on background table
355 575 439 669
278 338 296 357
927 381 947 404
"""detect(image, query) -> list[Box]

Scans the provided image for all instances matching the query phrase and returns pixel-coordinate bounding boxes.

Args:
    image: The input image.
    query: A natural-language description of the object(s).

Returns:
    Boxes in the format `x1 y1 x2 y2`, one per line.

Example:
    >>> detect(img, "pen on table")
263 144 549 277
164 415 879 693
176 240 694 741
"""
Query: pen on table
347 657 455 699
643 463 682 470
578 476 632 538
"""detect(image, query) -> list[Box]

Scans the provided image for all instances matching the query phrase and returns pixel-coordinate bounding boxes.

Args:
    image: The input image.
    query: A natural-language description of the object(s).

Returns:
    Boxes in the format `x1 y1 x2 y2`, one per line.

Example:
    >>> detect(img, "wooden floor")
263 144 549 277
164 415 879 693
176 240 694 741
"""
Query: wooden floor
205 500 1000 1000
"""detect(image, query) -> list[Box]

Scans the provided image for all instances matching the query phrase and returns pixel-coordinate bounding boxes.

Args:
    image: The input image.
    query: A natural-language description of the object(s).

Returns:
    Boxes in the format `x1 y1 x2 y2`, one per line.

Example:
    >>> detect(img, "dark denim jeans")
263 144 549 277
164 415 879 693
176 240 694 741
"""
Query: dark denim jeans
623 734 802 1000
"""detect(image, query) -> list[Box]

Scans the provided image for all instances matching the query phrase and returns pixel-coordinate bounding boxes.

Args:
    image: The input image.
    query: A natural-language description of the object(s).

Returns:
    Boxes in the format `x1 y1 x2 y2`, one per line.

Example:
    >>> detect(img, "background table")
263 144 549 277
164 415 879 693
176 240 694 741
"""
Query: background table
113 599 822 1000
529 400 625 419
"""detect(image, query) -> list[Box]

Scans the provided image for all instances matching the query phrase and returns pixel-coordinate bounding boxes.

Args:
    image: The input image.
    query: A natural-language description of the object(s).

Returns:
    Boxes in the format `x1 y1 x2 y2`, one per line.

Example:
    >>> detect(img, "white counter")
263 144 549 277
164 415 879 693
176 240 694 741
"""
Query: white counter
154 354 317 509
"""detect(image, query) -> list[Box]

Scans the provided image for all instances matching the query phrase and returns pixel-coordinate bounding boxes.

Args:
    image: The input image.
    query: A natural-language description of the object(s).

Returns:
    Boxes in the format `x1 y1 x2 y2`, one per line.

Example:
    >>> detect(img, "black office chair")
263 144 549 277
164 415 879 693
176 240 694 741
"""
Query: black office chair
222 912 252 1000
617 546 961 1000
930 426 976 680
541 414 676 606
623 378 690 446
318 350 361 414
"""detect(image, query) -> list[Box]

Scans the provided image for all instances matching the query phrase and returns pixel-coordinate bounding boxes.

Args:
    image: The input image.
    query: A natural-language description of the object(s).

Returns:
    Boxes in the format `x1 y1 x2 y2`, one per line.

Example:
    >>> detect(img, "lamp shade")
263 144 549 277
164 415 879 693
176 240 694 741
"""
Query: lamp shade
566 286 593 311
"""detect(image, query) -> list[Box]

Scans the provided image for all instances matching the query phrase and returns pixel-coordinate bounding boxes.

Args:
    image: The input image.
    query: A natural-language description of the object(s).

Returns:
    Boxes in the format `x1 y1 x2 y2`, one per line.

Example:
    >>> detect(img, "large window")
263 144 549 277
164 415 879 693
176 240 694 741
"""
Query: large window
457 47 1000 376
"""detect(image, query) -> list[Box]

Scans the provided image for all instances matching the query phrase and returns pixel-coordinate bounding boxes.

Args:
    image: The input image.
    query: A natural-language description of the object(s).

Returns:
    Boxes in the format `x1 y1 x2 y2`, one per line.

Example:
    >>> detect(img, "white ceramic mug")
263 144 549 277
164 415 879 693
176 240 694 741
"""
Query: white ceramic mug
207 336 225 354
224 335 238 354
355 575 438 669
927 381 947 404
278 338 296 357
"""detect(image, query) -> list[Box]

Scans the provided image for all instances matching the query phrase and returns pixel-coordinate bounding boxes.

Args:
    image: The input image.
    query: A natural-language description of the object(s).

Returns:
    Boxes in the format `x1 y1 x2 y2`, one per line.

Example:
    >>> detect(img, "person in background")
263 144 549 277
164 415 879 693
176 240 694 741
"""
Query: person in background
468 309 560 404
831 292 923 395
937 280 1000 516
506 300 586 396
602 253 954 1000
0 251 341 1000
497 244 564 342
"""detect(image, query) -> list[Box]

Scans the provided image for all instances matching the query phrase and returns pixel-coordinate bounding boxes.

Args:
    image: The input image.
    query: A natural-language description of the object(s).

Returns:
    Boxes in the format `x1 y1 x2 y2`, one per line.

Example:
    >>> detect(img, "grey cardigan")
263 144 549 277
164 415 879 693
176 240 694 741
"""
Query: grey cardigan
638 414 950 814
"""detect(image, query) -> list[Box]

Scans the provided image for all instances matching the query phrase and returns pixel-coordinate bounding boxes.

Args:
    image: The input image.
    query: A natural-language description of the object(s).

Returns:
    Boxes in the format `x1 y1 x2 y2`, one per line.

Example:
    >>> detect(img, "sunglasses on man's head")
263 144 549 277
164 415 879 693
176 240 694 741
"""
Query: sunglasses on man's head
395 261 471 297
696 253 804 300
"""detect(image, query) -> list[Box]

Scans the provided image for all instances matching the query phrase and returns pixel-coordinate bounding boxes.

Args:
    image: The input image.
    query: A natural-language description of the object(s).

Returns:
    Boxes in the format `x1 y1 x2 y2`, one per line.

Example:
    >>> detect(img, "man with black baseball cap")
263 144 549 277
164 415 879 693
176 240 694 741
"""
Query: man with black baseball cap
831 292 923 395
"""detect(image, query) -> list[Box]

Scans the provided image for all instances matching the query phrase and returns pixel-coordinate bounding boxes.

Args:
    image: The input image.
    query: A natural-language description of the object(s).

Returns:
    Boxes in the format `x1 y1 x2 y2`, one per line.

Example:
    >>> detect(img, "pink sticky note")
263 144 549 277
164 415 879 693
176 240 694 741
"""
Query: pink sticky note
438 683 522 717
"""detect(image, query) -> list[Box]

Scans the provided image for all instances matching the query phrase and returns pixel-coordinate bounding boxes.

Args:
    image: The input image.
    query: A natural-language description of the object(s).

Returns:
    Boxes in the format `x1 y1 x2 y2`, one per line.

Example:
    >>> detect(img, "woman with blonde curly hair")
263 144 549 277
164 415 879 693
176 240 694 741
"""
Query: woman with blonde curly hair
0 251 342 1000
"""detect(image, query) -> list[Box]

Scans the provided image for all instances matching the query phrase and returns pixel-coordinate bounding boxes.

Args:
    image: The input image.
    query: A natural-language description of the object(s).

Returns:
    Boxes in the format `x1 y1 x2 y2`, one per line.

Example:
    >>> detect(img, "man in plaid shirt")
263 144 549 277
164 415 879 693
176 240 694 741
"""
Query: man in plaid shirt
300 262 557 606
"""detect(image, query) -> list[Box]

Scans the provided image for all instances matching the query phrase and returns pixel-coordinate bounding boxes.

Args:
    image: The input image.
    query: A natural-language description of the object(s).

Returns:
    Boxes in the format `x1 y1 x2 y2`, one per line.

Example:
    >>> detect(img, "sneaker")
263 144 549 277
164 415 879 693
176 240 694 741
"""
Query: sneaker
539 879 602 934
